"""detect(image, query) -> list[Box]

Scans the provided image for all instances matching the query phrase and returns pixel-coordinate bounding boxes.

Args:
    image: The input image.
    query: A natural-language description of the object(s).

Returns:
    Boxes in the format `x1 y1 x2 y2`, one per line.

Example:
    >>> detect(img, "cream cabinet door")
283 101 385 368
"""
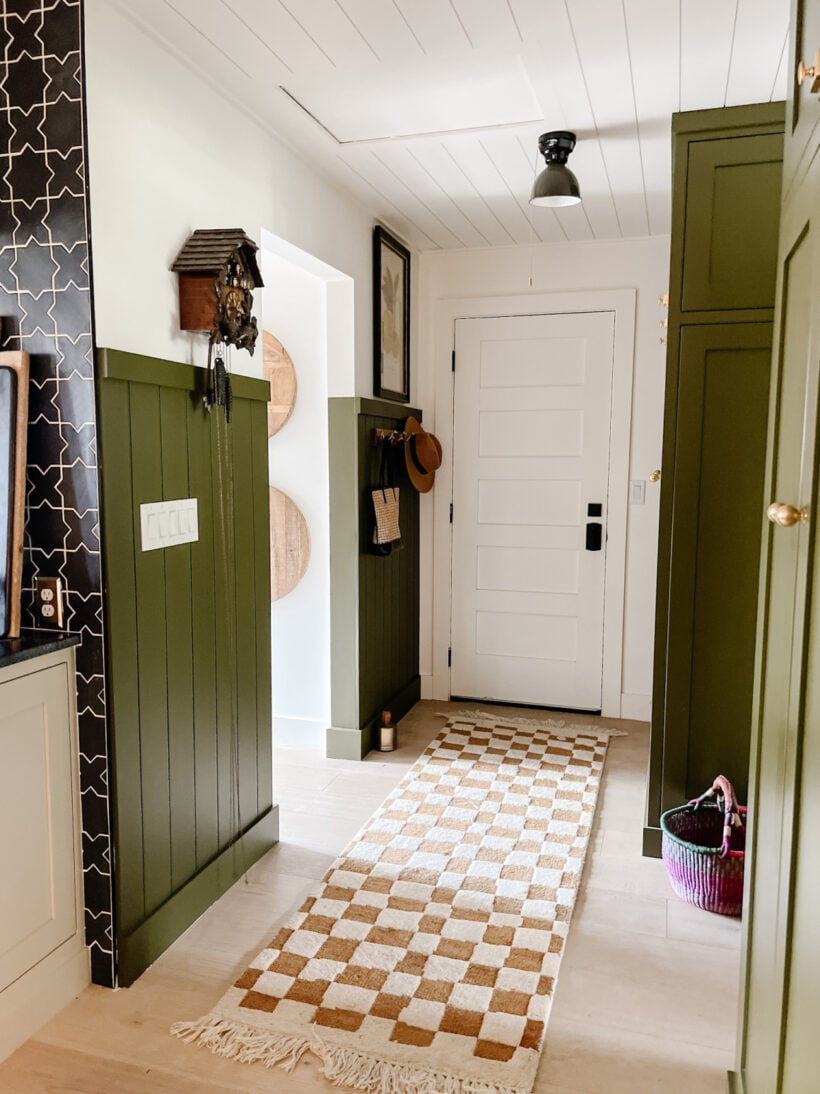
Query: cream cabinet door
0 664 79 989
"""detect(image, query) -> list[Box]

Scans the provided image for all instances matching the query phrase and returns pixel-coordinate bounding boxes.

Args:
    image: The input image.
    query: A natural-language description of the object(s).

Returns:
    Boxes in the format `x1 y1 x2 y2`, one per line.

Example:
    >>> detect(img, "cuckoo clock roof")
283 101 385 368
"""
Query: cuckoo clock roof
171 229 263 287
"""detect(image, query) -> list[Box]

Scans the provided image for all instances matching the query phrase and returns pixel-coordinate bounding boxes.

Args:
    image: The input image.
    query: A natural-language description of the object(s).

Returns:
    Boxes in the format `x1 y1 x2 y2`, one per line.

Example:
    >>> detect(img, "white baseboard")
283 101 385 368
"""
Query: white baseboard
420 674 434 700
620 692 652 722
273 715 326 750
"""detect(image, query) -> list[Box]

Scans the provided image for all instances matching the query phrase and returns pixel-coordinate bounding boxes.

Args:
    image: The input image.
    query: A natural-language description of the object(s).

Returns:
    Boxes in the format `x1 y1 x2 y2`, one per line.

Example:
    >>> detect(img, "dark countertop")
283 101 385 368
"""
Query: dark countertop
0 630 81 671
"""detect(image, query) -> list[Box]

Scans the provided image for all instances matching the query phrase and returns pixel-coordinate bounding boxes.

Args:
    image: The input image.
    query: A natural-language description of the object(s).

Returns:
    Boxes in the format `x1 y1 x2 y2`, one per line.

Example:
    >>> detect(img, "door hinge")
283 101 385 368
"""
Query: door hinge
448 647 452 667
449 502 454 523
451 350 456 372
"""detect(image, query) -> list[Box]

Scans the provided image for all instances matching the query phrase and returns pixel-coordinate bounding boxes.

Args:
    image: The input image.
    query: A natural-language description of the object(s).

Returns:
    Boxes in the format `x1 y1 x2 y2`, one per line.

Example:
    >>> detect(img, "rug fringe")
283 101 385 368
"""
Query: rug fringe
442 708 628 738
171 1014 529 1094
320 1042 530 1094
170 1014 309 1072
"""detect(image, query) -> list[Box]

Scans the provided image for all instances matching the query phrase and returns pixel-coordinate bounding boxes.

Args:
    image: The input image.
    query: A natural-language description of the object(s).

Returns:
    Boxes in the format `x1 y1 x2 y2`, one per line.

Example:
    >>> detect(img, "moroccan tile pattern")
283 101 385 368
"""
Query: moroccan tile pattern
174 716 610 1094
0 0 113 985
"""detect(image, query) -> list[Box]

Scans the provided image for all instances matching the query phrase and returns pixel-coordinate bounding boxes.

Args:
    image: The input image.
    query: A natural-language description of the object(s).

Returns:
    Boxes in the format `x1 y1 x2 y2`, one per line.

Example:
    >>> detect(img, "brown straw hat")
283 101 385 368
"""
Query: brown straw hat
404 416 442 493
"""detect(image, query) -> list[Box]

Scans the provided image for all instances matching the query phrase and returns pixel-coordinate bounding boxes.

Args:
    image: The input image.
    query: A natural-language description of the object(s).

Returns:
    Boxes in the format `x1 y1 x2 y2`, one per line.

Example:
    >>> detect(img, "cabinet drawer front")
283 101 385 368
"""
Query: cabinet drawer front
0 664 78 989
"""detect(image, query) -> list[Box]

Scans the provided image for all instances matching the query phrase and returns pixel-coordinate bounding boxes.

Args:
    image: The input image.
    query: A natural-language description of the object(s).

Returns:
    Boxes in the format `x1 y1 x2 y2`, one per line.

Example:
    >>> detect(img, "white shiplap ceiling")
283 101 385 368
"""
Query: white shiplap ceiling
112 0 790 251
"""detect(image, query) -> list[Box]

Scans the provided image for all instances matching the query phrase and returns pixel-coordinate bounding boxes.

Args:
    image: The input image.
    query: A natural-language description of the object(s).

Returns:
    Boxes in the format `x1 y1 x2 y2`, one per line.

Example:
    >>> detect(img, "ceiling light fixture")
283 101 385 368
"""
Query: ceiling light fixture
529 130 582 208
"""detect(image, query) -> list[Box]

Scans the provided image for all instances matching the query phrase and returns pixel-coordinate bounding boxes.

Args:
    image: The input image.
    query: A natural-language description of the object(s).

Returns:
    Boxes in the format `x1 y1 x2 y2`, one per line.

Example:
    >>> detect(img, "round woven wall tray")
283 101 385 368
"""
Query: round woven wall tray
263 330 297 437
269 487 310 602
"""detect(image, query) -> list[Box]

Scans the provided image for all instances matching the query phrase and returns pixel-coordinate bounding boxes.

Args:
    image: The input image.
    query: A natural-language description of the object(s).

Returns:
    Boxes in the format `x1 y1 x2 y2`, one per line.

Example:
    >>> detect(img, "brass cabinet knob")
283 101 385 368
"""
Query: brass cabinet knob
767 502 809 527
797 50 820 93
649 469 661 482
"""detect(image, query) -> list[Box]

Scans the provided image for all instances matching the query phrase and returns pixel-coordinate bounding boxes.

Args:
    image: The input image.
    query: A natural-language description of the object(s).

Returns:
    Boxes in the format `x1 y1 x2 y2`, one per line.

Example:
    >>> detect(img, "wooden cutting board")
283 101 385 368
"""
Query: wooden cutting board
263 331 297 437
269 487 310 601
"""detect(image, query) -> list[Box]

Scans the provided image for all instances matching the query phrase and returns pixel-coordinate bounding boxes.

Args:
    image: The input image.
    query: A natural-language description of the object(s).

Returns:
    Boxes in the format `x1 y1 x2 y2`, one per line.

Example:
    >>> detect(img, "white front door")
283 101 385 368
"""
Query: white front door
450 311 615 711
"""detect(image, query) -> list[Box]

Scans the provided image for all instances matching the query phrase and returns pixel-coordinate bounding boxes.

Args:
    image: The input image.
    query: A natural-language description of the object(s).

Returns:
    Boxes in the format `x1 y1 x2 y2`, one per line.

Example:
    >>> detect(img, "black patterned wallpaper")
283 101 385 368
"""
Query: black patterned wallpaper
0 0 114 986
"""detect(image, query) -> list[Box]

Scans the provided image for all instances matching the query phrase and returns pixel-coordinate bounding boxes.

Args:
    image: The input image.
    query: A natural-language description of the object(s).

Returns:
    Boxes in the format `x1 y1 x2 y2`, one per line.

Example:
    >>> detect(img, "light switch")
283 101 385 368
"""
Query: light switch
140 498 199 551
630 479 646 505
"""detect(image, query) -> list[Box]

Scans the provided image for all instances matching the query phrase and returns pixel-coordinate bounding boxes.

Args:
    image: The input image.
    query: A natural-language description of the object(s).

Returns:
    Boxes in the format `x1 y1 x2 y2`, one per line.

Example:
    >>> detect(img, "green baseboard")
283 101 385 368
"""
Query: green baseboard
116 806 279 987
326 676 421 760
643 825 663 858
326 724 369 761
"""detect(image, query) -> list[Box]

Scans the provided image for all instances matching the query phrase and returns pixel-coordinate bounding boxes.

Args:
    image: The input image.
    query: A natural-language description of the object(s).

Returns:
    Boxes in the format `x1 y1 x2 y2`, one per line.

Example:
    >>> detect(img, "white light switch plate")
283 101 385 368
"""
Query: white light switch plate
140 498 199 551
630 479 646 505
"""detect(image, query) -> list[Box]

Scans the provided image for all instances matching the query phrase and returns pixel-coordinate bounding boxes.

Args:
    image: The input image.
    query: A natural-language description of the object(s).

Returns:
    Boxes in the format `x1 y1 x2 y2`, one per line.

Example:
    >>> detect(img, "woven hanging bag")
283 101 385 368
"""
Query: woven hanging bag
370 441 402 555
372 486 400 545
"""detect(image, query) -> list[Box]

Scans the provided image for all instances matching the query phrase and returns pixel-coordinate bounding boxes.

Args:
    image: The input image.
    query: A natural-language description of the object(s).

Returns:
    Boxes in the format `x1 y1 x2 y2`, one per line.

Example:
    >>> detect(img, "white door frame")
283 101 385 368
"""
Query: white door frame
431 288 636 718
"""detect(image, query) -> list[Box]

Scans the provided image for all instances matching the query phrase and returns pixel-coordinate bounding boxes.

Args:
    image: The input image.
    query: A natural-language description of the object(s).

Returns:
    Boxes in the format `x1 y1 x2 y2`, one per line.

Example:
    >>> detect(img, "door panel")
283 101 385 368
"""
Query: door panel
741 223 816 1094
451 312 614 710
683 134 783 312
661 324 772 810
735 0 820 1084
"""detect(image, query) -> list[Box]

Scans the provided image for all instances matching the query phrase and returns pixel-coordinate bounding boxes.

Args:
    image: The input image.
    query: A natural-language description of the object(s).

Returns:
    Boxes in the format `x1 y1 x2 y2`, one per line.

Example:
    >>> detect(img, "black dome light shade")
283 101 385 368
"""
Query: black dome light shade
529 130 582 207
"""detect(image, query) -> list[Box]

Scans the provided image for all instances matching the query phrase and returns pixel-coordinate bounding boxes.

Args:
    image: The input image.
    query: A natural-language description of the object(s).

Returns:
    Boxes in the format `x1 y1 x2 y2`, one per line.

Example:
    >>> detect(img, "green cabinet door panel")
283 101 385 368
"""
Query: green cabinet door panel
97 348 276 986
682 134 783 313
661 324 772 812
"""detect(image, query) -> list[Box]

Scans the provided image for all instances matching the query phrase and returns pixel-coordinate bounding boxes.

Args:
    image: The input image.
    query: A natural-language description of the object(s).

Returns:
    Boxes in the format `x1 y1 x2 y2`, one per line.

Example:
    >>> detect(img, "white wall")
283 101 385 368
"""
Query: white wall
416 236 671 720
261 240 355 750
84 0 374 392
263 254 330 748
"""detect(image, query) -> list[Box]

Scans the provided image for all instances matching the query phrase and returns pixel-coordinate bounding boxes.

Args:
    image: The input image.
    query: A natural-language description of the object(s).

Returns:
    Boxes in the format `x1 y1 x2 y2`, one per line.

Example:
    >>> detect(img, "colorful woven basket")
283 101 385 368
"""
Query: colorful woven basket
660 775 746 917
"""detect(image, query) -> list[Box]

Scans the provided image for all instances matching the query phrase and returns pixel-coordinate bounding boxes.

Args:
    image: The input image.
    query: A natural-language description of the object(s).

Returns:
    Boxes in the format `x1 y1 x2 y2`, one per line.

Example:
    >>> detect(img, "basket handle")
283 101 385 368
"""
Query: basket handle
688 775 744 859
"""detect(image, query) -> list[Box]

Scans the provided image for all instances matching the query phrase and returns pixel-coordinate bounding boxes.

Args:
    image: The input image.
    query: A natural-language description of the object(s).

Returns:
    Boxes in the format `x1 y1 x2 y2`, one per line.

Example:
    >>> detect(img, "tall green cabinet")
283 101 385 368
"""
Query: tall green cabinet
644 103 785 855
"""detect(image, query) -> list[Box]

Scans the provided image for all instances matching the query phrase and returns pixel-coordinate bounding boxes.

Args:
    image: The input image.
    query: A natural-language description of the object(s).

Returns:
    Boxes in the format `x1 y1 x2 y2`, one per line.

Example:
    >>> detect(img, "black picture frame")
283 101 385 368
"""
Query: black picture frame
373 225 410 403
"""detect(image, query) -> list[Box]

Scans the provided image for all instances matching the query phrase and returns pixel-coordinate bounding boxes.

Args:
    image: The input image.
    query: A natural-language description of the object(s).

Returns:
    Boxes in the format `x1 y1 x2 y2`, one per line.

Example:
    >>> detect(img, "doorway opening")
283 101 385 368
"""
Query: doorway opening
430 289 636 718
260 232 354 753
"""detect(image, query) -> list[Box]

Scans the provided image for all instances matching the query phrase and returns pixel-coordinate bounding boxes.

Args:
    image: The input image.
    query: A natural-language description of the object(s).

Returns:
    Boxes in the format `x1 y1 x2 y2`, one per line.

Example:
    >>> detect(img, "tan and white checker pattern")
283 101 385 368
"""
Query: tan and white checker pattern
178 718 610 1093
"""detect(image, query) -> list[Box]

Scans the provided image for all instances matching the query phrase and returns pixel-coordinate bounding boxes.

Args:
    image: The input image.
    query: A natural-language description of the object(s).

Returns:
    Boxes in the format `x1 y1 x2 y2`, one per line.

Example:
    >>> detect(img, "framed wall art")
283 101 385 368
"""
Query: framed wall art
373 225 410 403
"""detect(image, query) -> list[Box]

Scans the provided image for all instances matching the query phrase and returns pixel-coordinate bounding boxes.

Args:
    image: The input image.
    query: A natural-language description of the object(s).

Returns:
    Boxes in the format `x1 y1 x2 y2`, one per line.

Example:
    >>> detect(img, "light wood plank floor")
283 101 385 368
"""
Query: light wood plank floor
0 702 741 1093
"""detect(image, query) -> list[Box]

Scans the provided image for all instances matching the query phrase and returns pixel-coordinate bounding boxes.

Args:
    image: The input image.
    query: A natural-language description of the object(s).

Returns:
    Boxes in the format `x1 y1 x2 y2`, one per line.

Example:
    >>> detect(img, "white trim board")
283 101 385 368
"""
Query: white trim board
620 693 652 722
431 288 637 719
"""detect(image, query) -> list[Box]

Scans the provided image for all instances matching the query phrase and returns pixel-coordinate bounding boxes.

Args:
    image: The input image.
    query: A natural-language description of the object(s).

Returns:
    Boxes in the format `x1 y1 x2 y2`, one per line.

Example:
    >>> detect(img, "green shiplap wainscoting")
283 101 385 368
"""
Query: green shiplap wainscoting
97 349 276 986
328 398 421 759
644 102 785 857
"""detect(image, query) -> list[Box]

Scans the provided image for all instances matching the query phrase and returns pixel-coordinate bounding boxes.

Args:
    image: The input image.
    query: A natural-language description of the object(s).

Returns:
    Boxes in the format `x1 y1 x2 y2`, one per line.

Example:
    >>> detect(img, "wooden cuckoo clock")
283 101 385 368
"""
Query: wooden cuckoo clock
171 228 264 352
171 229 264 420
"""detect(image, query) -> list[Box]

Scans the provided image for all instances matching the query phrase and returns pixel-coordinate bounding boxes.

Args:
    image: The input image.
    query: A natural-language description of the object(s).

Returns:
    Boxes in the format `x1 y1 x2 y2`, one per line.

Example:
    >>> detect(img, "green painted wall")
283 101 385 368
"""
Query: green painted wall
97 349 276 985
328 398 421 759
645 102 784 856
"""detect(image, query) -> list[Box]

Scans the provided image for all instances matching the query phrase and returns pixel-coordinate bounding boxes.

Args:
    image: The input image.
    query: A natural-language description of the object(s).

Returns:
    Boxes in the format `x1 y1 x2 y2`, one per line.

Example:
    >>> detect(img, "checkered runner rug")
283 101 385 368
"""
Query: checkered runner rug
172 713 618 1093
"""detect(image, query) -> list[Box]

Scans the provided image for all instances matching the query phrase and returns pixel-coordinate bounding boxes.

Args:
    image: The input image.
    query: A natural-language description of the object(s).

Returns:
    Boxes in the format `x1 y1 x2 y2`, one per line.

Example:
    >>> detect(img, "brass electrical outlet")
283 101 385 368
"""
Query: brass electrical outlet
35 576 64 629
